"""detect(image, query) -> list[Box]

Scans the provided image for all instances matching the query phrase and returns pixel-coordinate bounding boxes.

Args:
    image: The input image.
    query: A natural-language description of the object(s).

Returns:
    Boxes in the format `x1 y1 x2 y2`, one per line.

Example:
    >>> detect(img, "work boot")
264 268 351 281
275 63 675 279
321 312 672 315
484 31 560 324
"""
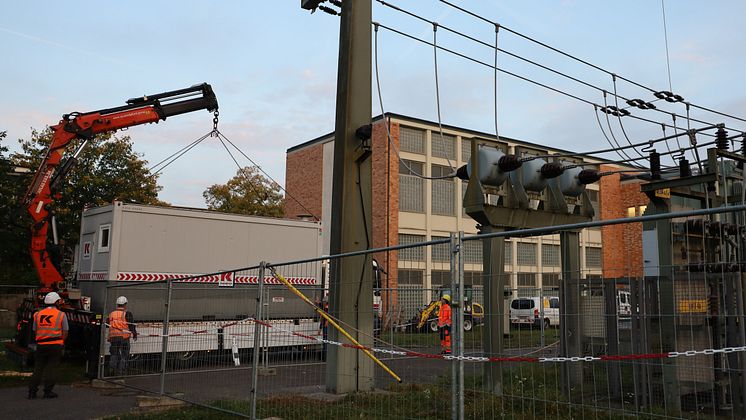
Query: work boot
42 390 58 399
27 389 37 399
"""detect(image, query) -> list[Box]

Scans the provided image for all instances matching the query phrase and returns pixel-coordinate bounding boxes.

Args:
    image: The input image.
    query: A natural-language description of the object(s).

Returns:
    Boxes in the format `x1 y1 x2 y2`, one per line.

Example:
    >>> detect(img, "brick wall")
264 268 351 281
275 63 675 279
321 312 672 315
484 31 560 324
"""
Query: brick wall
600 165 648 278
284 143 324 220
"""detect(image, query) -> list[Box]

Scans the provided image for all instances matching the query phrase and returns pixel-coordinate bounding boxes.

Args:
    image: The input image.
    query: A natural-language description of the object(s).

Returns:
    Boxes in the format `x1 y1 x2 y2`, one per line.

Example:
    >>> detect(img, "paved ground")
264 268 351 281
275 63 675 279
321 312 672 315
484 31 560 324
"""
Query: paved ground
0 383 140 420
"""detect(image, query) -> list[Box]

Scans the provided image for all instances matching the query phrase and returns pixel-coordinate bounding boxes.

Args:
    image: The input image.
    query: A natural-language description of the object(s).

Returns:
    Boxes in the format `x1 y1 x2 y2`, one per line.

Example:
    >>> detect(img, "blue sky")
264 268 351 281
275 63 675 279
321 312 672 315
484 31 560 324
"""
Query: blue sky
2 1 745 207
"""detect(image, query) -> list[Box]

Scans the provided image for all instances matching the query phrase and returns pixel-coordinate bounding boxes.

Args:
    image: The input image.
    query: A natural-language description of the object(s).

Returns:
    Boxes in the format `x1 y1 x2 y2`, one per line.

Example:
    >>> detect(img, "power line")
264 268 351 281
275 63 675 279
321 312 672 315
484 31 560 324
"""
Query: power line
436 0 746 125
375 0 741 136
373 21 718 139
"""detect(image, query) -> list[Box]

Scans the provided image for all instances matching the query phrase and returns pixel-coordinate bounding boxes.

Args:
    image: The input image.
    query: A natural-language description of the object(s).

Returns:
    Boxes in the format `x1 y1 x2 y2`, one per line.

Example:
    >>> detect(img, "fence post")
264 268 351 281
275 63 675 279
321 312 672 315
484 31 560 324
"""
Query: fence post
449 233 465 420
251 262 266 420
159 278 173 396
97 283 109 379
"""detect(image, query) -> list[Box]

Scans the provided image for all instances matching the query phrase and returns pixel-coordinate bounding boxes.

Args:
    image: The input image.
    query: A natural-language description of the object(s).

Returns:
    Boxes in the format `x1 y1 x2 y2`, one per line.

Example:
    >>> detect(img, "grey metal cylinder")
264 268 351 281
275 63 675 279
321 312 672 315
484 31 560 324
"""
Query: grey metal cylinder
559 166 587 197
466 146 508 188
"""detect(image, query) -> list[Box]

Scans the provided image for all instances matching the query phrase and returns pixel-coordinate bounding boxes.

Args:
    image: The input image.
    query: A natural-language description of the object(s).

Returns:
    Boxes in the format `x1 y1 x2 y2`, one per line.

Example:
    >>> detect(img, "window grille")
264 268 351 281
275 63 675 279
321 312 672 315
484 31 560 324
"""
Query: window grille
399 160 424 213
542 244 560 267
517 242 537 266
430 270 450 288
397 269 424 284
431 164 455 215
543 273 561 288
585 247 602 268
505 241 513 265
517 272 536 287
461 139 471 162
463 240 482 264
431 132 456 160
398 234 426 261
400 126 425 154
431 236 450 262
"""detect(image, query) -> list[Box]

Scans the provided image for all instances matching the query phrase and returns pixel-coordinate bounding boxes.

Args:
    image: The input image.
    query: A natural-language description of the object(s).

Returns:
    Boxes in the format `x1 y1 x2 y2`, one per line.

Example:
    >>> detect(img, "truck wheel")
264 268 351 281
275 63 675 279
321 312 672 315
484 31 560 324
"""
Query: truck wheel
429 320 439 333
463 318 473 332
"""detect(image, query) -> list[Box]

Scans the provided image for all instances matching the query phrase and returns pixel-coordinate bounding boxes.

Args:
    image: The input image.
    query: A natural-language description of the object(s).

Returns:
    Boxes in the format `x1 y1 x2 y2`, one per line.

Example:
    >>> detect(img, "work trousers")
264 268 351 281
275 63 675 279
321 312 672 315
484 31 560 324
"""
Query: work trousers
29 344 63 393
109 338 131 376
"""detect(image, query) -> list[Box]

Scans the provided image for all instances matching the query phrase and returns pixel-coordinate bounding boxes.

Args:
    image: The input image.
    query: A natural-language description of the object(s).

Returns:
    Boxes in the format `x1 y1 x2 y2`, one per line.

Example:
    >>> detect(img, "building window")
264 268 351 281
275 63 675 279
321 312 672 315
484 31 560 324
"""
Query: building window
431 270 450 287
517 242 537 266
542 244 560 267
98 224 111 253
397 269 424 285
461 139 472 163
585 247 602 268
517 273 536 287
505 241 513 265
431 236 450 262
431 132 456 160
400 126 425 154
399 160 425 213
463 240 482 264
464 271 483 286
398 234 426 261
543 273 560 289
431 164 455 215
627 205 647 217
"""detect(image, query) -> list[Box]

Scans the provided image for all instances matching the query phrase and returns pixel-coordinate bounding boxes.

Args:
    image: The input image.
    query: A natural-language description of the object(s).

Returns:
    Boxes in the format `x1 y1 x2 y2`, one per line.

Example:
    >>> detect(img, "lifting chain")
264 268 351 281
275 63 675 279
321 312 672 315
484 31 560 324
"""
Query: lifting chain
211 110 220 137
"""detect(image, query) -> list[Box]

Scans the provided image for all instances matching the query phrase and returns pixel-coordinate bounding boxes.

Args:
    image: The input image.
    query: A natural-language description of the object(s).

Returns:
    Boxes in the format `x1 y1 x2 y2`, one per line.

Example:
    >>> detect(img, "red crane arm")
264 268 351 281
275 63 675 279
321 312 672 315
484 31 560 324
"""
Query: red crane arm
23 83 218 289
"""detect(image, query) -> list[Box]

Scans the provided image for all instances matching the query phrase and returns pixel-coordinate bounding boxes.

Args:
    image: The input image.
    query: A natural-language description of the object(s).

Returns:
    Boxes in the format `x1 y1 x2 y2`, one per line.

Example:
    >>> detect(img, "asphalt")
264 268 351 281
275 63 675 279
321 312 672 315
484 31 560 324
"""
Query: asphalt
0 383 140 420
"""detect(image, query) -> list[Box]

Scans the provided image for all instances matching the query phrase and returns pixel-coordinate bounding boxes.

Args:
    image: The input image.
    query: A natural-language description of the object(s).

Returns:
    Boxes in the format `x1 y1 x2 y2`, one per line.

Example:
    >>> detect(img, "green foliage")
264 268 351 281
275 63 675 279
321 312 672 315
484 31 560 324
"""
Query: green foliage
203 166 284 217
0 128 165 284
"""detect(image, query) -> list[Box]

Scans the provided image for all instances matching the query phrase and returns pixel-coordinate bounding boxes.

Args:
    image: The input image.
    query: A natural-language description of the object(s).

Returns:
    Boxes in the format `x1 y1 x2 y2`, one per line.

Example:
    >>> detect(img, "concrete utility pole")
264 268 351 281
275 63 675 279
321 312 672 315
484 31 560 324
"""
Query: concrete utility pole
326 0 374 393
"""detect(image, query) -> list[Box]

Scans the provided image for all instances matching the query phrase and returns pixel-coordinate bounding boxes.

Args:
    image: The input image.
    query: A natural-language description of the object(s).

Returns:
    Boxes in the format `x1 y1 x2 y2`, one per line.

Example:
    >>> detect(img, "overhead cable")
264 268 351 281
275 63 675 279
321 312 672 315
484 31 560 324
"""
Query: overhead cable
436 0 746 124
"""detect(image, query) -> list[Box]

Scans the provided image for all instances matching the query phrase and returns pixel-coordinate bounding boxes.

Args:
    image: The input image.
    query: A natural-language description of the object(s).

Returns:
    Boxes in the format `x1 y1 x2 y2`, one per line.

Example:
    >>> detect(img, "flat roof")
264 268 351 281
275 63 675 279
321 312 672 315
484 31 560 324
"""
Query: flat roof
286 112 628 166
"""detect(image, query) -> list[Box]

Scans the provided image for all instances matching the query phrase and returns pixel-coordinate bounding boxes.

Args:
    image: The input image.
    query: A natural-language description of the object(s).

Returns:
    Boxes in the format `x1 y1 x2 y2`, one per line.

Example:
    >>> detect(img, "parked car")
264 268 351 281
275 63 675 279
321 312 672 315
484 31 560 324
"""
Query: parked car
509 296 559 328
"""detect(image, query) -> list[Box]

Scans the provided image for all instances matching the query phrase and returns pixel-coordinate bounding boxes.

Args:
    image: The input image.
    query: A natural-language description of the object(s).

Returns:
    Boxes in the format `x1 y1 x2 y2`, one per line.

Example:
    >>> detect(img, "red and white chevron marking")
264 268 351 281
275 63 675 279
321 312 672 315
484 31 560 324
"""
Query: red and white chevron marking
116 272 317 285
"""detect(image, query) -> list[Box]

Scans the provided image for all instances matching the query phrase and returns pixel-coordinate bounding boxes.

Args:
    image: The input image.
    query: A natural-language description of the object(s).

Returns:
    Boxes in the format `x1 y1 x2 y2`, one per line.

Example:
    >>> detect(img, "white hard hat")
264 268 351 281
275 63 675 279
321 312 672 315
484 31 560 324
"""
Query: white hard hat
44 292 61 305
116 296 128 305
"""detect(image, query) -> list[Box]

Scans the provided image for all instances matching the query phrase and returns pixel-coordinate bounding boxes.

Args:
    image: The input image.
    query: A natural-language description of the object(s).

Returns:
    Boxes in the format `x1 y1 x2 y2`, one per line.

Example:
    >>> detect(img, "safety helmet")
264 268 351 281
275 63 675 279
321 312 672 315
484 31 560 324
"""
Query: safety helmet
441 294 451 302
44 292 61 305
116 296 128 305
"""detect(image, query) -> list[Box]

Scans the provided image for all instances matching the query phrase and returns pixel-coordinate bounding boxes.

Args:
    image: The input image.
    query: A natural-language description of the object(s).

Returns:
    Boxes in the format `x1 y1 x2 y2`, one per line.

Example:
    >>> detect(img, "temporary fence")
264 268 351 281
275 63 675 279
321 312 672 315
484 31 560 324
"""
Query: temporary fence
94 204 746 419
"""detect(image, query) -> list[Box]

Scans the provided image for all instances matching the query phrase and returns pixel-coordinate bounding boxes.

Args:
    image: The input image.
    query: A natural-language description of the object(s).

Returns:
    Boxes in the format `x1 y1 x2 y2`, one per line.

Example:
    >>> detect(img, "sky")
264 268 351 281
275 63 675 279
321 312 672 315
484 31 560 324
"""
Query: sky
2 1 746 208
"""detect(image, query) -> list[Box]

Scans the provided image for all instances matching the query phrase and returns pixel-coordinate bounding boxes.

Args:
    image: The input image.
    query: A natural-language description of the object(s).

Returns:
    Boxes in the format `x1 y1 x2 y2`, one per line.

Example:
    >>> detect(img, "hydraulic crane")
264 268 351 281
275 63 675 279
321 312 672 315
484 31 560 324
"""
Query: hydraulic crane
22 83 218 291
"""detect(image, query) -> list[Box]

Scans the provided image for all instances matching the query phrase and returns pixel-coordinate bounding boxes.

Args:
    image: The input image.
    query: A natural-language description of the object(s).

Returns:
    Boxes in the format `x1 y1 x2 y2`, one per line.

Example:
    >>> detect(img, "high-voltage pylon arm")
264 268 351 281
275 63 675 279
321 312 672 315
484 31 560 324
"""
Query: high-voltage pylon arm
22 83 218 289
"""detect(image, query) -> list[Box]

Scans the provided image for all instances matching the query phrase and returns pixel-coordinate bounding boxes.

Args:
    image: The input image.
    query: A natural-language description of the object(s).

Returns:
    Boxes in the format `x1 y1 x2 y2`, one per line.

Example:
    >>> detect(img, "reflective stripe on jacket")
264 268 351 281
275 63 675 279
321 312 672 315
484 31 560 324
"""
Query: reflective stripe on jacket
34 307 65 345
108 309 132 340
438 303 452 327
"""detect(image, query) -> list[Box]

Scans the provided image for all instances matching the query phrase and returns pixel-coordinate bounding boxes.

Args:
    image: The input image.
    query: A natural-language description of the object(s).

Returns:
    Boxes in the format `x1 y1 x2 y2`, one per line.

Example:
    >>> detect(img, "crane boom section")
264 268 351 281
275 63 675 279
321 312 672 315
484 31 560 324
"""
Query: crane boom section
23 83 218 289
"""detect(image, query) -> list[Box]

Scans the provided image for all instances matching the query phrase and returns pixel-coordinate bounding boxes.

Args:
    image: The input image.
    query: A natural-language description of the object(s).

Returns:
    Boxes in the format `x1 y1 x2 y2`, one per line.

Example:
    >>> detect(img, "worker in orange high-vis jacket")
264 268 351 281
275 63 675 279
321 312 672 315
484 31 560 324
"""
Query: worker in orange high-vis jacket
28 292 68 399
438 294 452 354
108 296 138 376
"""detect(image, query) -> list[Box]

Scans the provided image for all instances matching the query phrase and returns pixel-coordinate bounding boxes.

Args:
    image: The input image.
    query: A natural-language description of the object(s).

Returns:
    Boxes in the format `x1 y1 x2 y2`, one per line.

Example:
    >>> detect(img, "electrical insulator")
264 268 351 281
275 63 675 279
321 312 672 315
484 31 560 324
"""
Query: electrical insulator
715 127 729 150
679 158 691 177
464 146 510 188
539 162 564 179
577 169 601 185
517 158 549 192
650 151 661 180
559 166 587 197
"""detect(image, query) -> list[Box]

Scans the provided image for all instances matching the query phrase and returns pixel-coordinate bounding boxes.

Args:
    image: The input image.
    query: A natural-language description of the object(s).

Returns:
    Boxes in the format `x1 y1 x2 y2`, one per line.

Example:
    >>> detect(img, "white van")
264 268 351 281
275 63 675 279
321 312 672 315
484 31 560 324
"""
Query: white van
510 297 560 328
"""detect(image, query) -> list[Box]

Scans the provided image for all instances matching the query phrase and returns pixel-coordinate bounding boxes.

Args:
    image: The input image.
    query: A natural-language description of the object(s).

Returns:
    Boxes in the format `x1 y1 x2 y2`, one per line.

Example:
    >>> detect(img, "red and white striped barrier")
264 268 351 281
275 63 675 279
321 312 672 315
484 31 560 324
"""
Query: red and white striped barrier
115 272 316 285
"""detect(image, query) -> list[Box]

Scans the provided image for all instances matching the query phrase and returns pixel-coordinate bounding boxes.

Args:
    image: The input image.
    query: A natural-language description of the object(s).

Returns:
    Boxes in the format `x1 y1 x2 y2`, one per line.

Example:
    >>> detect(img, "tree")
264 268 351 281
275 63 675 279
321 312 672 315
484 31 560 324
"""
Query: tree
0 128 165 284
203 166 284 217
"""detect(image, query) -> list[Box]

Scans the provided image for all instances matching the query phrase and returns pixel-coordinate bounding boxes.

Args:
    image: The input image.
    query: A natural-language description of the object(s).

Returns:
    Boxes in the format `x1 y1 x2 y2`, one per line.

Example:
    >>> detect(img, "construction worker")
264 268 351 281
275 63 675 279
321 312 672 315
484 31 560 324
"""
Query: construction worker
438 294 452 354
108 296 138 376
28 292 68 399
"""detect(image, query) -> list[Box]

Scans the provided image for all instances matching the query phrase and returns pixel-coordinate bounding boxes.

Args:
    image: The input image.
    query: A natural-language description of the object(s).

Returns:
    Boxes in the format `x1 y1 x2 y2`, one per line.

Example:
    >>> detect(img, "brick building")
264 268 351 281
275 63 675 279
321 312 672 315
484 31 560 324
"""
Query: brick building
285 113 642 308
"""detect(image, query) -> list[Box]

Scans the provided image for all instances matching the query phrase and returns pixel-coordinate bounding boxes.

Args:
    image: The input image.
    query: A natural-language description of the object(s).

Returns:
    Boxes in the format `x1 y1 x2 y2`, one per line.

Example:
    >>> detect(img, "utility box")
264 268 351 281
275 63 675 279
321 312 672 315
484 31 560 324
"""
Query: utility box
75 201 323 320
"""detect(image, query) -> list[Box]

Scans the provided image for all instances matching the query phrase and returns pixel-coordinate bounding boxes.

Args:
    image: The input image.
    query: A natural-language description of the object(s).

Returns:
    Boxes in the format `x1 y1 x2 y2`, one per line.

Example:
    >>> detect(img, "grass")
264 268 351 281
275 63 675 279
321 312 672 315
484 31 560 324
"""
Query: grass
111 366 635 420
381 326 560 351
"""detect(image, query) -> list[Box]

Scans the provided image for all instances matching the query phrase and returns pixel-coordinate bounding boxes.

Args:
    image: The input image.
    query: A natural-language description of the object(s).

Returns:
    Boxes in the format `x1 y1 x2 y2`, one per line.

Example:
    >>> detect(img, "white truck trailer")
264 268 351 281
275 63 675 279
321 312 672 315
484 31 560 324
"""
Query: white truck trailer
74 201 324 356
